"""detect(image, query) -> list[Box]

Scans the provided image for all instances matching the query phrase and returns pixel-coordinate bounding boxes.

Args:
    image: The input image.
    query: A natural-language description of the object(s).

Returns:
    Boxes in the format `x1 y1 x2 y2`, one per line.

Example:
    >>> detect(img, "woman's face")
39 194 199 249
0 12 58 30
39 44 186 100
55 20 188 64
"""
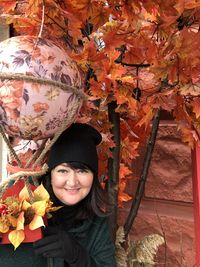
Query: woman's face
51 163 94 206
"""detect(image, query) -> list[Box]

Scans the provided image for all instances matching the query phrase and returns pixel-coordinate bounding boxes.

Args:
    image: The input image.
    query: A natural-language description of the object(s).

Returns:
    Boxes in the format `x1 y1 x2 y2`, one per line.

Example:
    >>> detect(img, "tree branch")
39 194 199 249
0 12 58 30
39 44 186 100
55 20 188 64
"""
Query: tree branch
107 101 121 241
116 61 151 68
124 108 161 238
114 45 151 68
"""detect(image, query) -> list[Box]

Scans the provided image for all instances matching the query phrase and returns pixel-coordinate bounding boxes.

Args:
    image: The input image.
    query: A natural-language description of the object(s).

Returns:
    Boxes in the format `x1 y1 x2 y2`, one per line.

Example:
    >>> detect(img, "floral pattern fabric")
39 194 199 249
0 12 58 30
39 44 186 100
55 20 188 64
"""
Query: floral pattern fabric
0 36 83 140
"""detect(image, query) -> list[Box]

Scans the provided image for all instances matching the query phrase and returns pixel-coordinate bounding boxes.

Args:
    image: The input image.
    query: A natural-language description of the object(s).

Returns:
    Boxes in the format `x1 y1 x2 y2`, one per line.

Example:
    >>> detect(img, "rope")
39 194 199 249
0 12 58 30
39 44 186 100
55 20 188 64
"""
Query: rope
23 178 34 201
0 126 22 167
24 140 46 168
0 72 87 100
0 126 35 199
24 139 47 187
6 164 48 182
0 164 48 198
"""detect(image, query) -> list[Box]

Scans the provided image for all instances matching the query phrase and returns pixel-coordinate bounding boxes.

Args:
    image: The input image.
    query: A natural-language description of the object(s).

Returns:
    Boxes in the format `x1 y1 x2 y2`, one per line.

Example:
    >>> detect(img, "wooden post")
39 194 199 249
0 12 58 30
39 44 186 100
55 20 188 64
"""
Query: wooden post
192 145 200 266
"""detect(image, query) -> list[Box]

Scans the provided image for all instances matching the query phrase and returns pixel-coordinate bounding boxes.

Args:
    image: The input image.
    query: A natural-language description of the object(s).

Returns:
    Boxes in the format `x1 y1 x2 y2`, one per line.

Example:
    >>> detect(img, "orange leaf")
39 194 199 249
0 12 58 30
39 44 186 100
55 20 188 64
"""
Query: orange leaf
72 40 106 66
89 80 106 100
102 22 126 52
0 0 16 13
180 128 198 148
19 186 31 201
123 45 146 65
17 149 35 167
180 83 200 96
121 137 139 161
115 91 128 105
8 215 17 228
118 192 132 203
118 192 132 208
16 211 24 231
8 229 25 250
0 218 10 233
29 214 44 230
128 98 138 113
33 184 50 201
10 17 40 36
31 201 47 216
192 99 200 119
70 0 110 30
22 199 31 211
47 205 62 213
136 105 155 129
90 5 110 31
119 163 132 178
185 0 200 9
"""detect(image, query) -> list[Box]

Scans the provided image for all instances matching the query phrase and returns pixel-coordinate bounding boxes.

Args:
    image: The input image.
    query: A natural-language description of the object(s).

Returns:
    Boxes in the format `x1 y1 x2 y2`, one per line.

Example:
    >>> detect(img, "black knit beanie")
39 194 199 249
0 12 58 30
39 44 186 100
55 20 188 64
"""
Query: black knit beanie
47 123 102 174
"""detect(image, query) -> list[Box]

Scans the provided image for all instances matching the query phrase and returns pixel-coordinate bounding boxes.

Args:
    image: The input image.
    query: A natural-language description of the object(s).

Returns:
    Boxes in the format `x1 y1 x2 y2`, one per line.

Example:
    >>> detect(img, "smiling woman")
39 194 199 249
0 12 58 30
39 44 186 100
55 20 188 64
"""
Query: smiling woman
33 123 117 267
51 162 94 206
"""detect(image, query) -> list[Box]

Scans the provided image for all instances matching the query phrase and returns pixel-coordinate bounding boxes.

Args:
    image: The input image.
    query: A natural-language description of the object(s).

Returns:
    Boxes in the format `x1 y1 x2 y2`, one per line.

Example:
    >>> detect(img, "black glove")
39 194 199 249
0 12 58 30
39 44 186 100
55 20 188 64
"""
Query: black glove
34 226 97 266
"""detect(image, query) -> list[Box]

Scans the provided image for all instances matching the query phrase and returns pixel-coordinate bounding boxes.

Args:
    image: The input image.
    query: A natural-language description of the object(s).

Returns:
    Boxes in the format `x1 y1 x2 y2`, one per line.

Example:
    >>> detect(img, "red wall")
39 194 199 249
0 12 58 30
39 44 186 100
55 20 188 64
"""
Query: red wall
118 121 195 266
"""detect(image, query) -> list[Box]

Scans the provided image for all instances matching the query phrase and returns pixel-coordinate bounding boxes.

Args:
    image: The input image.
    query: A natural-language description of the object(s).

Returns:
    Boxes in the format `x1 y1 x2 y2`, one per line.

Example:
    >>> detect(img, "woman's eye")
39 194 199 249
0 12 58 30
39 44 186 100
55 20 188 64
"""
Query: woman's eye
76 169 88 173
58 169 69 173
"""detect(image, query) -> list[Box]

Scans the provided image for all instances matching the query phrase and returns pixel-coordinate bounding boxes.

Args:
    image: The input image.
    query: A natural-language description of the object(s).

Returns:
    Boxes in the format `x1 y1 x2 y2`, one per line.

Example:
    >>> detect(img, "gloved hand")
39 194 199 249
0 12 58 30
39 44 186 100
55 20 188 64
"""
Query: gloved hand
34 226 97 266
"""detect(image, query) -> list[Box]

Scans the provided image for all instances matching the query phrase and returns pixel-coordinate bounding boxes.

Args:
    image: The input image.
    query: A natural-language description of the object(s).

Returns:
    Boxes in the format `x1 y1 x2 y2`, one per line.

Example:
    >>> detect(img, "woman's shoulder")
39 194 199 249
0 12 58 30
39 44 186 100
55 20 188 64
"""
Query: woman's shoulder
91 215 111 231
69 215 117 267
68 214 109 233
84 216 113 246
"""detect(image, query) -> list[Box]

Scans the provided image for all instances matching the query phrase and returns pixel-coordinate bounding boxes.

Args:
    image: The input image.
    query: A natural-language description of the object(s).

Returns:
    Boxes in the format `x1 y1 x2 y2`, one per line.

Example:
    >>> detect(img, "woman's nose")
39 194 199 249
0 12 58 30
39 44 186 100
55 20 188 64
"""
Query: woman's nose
66 171 78 186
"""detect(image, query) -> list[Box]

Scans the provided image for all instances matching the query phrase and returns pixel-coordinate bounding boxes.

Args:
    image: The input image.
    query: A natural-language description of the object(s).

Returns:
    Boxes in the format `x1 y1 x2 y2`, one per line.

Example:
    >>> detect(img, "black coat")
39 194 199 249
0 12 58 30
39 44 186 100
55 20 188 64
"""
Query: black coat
64 215 117 267
48 203 117 267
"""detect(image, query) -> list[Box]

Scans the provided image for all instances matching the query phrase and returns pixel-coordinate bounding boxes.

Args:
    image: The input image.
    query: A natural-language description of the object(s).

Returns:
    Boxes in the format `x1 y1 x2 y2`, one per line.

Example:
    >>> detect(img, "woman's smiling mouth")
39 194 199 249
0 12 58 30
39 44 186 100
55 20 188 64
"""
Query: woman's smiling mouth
64 188 80 194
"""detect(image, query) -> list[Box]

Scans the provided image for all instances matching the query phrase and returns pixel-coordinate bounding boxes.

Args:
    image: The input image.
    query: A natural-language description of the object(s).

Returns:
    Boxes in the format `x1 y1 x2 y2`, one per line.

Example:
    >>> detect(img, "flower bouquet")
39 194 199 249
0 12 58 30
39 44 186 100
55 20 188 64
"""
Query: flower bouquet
0 180 61 250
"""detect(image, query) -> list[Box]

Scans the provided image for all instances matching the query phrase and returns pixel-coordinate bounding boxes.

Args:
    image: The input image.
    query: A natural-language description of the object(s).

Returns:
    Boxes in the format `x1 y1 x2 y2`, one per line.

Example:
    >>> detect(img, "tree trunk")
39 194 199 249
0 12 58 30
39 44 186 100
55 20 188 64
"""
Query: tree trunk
107 101 120 241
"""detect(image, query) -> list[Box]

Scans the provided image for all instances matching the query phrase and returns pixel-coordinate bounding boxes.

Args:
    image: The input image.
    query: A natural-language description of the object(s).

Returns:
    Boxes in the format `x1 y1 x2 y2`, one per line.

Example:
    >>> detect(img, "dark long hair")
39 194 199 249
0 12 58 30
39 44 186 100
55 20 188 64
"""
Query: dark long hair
41 162 110 224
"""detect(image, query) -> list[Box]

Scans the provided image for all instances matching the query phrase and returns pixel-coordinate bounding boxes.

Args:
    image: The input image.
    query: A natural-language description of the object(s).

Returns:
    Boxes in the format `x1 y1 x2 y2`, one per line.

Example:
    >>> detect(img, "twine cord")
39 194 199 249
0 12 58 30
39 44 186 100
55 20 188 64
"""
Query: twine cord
0 163 48 198
24 139 46 169
24 139 47 187
0 126 34 199
0 126 22 167
6 163 48 182
0 72 87 100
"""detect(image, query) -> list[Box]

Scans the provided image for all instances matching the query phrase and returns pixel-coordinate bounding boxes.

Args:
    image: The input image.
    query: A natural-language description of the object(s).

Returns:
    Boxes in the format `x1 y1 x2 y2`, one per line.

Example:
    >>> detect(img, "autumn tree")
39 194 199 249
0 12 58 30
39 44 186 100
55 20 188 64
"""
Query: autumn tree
0 0 200 263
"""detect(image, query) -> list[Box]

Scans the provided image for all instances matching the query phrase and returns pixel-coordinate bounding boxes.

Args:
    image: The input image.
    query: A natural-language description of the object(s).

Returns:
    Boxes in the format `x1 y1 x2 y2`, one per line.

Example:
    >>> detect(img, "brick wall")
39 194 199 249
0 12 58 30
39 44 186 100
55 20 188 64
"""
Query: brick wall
118 121 195 266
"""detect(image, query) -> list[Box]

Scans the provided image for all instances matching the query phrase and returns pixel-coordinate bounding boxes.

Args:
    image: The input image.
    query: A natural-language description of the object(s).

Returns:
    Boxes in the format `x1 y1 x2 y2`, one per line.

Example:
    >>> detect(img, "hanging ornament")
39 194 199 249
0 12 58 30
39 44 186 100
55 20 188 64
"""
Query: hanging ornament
0 36 86 249
0 35 85 140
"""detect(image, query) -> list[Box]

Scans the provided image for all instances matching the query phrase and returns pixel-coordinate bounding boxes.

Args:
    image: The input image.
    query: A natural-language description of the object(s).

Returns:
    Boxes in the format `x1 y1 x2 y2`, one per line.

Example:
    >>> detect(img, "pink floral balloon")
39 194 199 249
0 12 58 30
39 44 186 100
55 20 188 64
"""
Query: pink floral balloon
0 35 83 140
